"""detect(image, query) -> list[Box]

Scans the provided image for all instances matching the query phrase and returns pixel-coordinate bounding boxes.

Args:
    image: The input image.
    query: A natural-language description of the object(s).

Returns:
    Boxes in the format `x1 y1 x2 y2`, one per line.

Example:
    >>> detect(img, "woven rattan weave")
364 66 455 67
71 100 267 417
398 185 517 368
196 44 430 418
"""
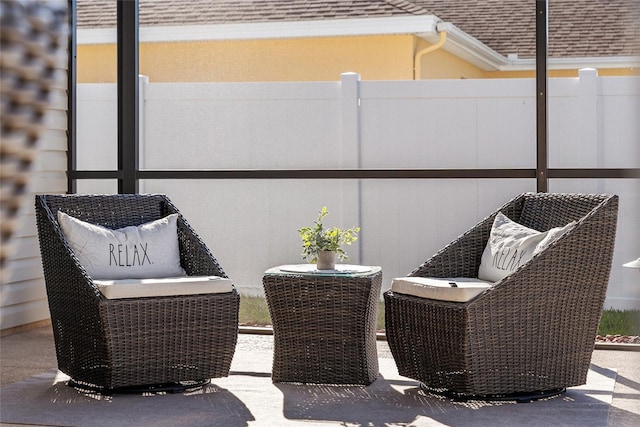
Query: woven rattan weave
264 266 382 385
384 192 619 399
35 194 239 391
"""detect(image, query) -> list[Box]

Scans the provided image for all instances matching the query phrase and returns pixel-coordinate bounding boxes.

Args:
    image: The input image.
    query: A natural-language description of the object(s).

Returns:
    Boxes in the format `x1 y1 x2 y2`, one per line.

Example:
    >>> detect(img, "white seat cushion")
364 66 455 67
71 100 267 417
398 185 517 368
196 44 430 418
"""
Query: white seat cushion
94 275 234 299
391 277 493 302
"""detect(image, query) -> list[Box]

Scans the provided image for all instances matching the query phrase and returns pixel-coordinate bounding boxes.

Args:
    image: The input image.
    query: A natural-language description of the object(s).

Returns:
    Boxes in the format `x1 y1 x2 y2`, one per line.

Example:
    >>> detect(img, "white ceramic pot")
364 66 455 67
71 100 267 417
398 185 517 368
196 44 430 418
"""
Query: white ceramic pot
316 251 337 270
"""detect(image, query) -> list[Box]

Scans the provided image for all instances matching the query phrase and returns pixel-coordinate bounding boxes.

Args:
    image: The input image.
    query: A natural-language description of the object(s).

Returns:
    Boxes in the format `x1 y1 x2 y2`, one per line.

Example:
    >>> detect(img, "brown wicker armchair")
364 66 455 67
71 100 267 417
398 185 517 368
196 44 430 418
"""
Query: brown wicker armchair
35 194 240 392
384 192 619 401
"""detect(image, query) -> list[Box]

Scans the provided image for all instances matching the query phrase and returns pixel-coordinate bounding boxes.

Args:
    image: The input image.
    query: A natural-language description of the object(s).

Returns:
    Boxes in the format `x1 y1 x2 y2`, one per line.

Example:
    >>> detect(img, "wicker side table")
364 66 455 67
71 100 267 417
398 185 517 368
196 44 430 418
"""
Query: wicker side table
263 265 382 385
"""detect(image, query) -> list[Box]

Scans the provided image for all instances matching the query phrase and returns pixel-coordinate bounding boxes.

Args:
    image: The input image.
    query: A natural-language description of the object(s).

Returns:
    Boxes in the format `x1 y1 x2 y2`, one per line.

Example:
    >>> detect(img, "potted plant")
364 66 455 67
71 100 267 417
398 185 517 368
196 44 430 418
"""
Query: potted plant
298 207 360 270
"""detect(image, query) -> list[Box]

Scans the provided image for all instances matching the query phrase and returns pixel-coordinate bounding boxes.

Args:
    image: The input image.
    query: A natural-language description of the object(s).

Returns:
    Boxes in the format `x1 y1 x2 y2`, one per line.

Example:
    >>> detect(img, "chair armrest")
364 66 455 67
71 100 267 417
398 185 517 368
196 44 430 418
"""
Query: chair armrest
410 217 493 278
409 193 527 278
161 196 228 278
35 196 104 301
176 219 228 277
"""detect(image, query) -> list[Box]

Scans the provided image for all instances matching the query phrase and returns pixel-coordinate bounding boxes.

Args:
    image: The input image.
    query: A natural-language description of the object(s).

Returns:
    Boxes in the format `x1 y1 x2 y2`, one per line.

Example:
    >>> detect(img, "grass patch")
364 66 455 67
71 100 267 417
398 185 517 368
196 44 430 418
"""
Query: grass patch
240 295 638 337
376 302 385 331
239 295 272 326
598 309 640 336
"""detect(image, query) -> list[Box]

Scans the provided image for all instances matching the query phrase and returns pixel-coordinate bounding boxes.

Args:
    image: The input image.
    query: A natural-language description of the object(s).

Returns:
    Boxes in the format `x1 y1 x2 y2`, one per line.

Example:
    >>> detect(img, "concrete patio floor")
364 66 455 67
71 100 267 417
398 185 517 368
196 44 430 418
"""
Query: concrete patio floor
1 324 639 426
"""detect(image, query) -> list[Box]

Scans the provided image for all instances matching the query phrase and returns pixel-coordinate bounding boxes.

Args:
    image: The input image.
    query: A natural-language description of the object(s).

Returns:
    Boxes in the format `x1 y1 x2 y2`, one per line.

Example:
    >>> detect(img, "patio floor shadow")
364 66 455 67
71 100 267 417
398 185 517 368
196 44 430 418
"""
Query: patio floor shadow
1 331 634 427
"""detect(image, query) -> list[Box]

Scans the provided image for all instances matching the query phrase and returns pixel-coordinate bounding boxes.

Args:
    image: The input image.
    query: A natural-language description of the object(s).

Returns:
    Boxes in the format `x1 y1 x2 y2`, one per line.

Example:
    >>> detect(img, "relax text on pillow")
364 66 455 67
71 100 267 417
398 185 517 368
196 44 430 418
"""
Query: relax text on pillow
57 211 186 280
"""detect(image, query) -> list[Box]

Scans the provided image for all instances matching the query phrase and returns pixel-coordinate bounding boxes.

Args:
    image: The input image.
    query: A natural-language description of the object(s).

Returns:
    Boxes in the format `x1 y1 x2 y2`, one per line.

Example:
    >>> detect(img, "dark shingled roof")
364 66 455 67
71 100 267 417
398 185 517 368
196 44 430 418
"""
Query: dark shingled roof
414 0 639 58
77 0 640 59
77 0 430 27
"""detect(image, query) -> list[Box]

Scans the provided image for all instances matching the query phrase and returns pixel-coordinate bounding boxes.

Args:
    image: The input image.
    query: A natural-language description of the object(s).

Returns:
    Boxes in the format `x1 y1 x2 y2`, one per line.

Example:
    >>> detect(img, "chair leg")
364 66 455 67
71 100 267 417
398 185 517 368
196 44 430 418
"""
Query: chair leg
420 384 567 403
67 378 211 395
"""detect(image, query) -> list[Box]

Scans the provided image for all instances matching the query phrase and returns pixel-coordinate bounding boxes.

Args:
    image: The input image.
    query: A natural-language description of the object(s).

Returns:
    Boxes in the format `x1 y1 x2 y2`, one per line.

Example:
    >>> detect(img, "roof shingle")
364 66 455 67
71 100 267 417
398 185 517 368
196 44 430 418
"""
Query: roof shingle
78 0 430 27
415 0 639 58
76 0 640 59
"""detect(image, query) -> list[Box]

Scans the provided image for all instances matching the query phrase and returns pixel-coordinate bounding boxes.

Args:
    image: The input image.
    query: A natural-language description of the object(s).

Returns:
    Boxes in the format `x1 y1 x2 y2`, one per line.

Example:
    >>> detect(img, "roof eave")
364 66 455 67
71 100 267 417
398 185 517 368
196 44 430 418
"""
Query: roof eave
421 22 640 72
77 15 441 44
77 16 638 72
418 22 508 71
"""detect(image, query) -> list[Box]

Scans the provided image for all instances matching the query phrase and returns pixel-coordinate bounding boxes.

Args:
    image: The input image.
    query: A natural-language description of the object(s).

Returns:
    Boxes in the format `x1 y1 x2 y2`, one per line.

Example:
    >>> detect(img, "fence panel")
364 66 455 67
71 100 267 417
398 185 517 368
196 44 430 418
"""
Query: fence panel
74 73 640 309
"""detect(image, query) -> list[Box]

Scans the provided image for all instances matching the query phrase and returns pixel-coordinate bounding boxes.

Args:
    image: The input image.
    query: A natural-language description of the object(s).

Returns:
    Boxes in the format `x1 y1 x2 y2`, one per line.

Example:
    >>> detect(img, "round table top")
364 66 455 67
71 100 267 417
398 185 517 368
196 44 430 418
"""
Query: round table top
265 264 381 276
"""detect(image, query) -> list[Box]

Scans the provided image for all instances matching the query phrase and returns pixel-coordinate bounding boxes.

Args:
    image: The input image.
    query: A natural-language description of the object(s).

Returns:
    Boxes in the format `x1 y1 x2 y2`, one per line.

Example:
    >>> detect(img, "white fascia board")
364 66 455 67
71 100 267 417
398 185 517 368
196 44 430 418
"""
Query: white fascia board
77 15 440 45
78 28 116 44
420 23 639 71
506 56 640 71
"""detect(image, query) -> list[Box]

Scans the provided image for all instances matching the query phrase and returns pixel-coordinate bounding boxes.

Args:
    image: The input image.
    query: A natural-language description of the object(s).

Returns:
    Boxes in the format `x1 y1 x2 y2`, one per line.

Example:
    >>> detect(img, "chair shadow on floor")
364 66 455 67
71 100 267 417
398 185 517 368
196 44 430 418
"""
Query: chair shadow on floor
0 370 255 427
590 363 640 427
276 370 615 427
276 374 439 426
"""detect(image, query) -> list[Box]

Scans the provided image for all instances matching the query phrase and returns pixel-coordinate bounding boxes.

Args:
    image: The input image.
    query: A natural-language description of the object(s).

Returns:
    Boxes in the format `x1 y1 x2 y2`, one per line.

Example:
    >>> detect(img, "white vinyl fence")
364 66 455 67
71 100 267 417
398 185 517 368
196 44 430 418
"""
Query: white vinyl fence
76 70 640 310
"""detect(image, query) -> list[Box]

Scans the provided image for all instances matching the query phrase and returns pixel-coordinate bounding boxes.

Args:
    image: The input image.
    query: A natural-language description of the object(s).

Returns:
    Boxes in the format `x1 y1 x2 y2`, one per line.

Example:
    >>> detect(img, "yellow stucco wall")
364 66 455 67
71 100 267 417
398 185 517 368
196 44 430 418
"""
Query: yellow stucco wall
78 35 423 83
78 44 116 83
77 34 636 83
415 39 485 79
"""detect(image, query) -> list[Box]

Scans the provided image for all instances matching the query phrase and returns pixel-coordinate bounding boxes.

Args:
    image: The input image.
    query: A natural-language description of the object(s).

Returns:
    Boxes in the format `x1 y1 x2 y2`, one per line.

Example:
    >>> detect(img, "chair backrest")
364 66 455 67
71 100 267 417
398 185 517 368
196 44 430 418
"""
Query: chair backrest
515 192 615 231
37 194 177 229
36 193 228 280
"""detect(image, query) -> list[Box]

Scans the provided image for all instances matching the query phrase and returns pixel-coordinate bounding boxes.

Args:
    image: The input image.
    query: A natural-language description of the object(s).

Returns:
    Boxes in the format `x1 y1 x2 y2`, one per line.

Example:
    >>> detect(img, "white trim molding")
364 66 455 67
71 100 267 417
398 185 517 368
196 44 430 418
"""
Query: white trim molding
78 15 440 44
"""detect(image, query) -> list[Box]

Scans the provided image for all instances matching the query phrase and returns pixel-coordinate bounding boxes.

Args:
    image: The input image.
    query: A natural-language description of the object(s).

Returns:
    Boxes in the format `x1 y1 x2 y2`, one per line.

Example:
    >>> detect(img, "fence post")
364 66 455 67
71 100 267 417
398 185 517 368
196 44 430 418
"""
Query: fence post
137 74 148 192
340 72 362 262
340 72 361 168
578 68 600 167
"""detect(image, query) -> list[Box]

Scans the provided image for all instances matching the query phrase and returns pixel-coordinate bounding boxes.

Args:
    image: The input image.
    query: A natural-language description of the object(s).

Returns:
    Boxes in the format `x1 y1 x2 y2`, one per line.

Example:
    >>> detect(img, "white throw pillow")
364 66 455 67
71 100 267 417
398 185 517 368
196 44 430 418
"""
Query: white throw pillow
478 212 574 282
57 211 186 280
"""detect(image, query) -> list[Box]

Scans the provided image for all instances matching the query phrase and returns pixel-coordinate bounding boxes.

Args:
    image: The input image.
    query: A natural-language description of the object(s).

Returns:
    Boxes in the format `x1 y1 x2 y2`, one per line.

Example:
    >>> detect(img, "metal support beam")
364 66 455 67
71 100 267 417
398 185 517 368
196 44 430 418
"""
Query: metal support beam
536 0 548 193
117 0 139 194
67 0 77 194
68 167 639 181
135 168 537 180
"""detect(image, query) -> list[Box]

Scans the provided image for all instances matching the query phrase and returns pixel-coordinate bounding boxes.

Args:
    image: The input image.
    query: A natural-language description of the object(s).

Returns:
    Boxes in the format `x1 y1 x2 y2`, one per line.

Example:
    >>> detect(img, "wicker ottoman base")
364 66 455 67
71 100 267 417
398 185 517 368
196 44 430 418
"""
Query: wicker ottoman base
263 266 382 385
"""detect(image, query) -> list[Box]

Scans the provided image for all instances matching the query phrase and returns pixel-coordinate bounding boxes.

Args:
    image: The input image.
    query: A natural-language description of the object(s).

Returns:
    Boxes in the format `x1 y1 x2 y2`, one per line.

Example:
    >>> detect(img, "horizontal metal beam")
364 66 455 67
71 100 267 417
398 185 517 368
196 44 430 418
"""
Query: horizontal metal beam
69 168 640 181
136 169 536 180
69 170 124 179
549 168 640 179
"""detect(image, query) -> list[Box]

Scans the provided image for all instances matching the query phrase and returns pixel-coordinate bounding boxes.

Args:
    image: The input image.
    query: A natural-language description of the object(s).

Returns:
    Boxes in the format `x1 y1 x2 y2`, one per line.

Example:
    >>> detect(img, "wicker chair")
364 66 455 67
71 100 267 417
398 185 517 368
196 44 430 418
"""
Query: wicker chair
35 194 240 392
384 192 619 401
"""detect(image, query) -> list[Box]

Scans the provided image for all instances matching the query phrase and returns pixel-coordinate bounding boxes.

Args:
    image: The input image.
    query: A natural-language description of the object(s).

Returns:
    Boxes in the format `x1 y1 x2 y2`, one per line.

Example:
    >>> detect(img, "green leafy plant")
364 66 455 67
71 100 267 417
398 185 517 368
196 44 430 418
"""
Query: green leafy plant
298 207 360 263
